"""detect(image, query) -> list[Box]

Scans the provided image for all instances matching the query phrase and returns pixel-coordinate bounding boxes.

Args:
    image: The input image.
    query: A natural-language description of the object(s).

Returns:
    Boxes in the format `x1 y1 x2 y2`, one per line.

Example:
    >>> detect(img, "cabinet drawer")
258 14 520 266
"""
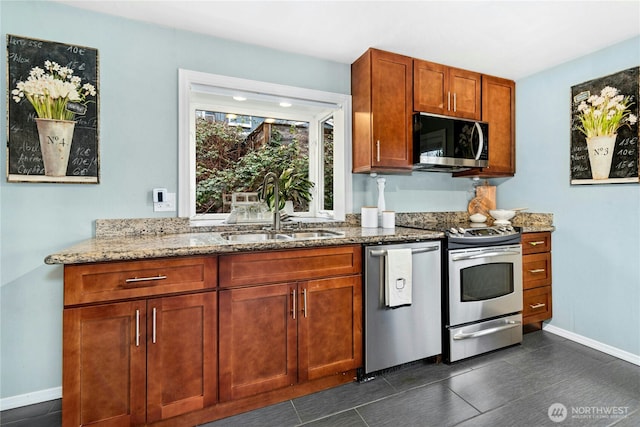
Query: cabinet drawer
522 232 551 254
64 256 217 306
219 245 362 288
522 252 552 289
523 286 552 324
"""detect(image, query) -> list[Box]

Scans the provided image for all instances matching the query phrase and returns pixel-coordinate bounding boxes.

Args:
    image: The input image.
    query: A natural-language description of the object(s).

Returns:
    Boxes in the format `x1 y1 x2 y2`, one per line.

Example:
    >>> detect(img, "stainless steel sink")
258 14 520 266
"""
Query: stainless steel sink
221 229 345 242
286 230 345 239
221 232 292 242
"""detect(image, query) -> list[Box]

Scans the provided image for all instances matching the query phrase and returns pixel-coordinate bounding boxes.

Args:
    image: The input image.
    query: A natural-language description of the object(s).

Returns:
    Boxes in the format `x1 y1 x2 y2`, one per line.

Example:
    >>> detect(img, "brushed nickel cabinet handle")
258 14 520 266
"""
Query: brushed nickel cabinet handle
376 140 380 162
303 289 308 318
529 303 546 309
447 91 451 111
453 93 457 112
528 241 546 246
528 268 546 274
135 309 140 347
292 289 296 320
152 307 157 344
125 275 167 284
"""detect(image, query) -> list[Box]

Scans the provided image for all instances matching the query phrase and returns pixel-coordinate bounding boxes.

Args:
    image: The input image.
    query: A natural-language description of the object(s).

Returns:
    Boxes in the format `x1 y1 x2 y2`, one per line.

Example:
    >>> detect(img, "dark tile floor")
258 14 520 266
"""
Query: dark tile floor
2 331 639 427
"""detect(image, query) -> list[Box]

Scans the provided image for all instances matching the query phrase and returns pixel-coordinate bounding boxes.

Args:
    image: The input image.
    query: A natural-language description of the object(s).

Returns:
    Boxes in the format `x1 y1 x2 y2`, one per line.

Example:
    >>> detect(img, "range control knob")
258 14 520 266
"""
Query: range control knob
457 227 466 234
449 227 459 234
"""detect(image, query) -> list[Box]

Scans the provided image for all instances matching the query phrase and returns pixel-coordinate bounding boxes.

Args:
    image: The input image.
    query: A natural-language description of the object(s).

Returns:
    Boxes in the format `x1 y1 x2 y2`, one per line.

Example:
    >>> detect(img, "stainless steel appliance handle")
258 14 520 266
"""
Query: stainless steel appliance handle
453 320 521 340
472 122 484 161
370 246 439 257
452 250 521 261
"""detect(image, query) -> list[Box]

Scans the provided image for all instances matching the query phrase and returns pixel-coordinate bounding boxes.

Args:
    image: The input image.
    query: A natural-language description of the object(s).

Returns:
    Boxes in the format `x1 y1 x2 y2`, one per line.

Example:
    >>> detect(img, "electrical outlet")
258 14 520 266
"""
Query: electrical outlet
153 191 176 212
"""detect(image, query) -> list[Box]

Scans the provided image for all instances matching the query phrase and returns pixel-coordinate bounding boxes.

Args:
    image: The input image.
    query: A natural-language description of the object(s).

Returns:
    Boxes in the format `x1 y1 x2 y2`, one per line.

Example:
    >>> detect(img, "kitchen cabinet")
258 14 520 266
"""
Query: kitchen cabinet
352 48 413 172
62 256 217 426
455 75 516 177
413 59 481 120
522 232 552 327
218 245 362 402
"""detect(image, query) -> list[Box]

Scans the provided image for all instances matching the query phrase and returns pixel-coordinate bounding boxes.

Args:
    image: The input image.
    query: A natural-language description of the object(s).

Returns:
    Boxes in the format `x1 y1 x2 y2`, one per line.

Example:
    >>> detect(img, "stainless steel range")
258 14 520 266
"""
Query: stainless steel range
443 225 523 362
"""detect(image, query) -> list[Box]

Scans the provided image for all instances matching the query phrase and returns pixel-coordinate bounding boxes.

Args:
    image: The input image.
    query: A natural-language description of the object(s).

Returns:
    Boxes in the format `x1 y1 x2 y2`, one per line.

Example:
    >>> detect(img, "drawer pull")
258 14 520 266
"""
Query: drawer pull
528 268 546 274
528 241 546 246
529 303 546 309
125 275 167 284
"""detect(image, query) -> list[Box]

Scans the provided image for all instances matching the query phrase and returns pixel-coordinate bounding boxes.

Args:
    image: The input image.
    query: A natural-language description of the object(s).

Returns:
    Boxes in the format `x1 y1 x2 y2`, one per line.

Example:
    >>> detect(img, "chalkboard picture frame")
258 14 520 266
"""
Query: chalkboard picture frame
6 34 99 183
570 67 639 185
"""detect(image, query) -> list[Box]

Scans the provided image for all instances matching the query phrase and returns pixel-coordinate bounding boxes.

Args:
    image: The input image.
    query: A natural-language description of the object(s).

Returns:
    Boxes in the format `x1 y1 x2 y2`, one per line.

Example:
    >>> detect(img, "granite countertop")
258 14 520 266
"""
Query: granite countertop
44 212 554 265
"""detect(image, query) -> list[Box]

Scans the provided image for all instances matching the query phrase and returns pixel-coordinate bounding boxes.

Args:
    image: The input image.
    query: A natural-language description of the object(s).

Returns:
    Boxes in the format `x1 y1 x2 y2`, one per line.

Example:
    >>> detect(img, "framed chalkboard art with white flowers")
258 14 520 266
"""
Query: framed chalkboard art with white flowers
570 67 639 185
7 34 99 183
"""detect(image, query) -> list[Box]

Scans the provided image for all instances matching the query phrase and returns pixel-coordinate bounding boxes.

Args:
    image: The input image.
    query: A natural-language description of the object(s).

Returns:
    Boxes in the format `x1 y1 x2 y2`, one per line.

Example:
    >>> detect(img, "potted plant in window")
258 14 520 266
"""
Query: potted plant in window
576 86 637 179
260 168 314 214
11 60 96 176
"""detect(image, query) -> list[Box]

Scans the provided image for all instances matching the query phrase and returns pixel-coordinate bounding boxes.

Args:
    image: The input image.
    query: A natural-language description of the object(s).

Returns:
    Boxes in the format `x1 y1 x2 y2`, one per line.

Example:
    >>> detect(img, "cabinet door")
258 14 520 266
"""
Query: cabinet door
414 59 448 115
146 292 217 422
481 75 516 175
449 67 481 120
63 302 146 427
371 49 413 170
218 283 297 401
298 275 363 382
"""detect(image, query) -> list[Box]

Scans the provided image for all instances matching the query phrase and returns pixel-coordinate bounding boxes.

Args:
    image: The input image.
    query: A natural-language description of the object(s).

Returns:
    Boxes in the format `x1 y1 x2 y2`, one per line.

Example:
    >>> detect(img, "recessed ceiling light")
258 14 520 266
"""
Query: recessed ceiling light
279 102 292 108
226 113 237 119
265 118 276 123
233 96 247 101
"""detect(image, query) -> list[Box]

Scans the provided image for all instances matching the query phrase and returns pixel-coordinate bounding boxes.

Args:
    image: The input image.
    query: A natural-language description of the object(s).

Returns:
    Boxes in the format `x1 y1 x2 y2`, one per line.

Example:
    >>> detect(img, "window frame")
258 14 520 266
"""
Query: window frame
178 69 351 224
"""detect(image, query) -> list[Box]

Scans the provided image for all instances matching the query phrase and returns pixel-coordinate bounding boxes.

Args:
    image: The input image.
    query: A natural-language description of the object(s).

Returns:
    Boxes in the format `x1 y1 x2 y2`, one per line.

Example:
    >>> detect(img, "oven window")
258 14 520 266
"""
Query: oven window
460 263 514 301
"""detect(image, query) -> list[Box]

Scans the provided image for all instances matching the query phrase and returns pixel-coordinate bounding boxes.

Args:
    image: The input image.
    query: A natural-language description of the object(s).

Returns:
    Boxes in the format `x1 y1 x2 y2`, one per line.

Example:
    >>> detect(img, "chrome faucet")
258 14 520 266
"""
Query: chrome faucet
261 172 280 231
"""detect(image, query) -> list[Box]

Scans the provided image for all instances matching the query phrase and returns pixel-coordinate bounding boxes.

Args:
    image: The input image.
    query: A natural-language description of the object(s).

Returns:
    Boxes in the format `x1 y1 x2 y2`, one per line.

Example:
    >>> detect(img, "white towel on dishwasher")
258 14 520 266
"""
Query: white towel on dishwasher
385 248 412 307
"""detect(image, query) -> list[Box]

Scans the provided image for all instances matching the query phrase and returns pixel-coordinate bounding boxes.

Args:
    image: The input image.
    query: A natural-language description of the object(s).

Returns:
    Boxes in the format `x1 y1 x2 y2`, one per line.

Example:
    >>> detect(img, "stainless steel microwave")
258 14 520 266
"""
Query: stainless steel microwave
413 113 489 172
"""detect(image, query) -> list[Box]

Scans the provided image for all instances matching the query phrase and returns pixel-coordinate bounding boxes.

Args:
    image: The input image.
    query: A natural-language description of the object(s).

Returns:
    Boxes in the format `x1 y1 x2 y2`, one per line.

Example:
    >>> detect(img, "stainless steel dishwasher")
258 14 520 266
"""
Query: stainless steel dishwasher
363 241 442 375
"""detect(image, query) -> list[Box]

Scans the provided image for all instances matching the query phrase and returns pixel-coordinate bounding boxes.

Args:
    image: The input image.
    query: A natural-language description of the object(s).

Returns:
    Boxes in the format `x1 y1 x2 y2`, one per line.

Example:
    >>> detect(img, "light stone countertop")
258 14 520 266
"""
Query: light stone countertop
44 212 554 265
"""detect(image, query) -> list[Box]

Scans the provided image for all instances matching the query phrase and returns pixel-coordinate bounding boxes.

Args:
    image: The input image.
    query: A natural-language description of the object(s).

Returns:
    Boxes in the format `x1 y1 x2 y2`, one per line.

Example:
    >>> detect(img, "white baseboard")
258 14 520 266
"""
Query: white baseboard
0 386 61 411
543 324 640 366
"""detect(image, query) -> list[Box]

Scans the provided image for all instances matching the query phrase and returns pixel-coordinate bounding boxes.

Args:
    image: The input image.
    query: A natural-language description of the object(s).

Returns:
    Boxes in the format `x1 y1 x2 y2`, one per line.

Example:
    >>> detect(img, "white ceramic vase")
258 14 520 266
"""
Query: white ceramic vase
35 118 75 176
586 134 616 180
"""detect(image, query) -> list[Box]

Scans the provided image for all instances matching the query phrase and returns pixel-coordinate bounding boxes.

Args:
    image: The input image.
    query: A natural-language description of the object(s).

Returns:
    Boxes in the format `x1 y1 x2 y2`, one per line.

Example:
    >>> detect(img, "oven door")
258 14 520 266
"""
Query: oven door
448 244 522 326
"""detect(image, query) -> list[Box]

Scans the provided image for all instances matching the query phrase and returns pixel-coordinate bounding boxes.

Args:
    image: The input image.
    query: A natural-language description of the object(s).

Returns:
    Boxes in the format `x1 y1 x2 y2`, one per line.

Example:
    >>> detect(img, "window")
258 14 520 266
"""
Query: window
179 70 350 224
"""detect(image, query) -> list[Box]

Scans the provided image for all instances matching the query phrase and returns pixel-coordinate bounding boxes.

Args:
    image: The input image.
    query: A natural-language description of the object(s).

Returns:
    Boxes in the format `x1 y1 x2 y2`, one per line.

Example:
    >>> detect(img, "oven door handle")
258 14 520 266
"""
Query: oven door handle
453 320 521 340
451 250 520 261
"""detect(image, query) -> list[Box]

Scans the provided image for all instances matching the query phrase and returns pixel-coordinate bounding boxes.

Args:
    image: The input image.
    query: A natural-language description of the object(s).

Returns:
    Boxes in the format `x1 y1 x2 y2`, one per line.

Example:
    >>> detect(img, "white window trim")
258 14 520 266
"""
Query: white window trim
178 69 351 224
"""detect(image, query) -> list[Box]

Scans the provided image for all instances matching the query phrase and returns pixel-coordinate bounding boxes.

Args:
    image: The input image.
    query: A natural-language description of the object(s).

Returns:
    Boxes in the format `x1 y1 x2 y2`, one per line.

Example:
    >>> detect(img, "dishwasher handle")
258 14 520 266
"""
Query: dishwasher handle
369 246 439 257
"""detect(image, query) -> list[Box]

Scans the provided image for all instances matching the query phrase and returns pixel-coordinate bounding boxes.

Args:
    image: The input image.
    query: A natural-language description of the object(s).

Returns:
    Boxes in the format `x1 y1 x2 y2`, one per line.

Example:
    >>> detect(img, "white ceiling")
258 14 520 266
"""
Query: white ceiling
53 0 640 80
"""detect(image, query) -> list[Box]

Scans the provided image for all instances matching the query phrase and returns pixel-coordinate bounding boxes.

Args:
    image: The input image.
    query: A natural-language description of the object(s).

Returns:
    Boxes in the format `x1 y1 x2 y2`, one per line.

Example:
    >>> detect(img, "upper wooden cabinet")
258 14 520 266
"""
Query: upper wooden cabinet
455 75 516 178
413 59 481 120
352 48 413 172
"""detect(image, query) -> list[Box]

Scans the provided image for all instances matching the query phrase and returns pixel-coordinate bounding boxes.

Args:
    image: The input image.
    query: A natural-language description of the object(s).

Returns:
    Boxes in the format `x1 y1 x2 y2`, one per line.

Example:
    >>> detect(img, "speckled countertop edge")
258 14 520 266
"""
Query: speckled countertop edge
45 211 554 265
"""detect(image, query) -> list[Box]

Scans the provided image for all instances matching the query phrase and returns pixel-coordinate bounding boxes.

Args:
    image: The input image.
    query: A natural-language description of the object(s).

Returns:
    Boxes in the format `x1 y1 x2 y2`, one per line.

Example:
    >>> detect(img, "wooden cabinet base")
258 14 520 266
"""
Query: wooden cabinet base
145 371 357 427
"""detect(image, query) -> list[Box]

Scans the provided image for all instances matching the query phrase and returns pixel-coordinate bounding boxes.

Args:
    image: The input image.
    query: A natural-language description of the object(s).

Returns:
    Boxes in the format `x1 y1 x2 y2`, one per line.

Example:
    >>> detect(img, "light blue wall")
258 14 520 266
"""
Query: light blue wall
1 0 638 405
497 37 640 356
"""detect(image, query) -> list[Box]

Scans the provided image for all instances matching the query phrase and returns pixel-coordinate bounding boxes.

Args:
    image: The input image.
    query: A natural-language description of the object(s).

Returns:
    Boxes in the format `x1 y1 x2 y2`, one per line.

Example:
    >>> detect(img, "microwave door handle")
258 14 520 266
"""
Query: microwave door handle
473 122 484 161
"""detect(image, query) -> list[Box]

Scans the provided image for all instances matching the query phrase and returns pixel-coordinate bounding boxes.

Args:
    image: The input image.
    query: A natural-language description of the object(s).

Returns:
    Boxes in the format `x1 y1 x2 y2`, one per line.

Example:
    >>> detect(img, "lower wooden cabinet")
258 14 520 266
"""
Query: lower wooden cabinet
218 272 362 402
63 279 217 426
522 232 553 326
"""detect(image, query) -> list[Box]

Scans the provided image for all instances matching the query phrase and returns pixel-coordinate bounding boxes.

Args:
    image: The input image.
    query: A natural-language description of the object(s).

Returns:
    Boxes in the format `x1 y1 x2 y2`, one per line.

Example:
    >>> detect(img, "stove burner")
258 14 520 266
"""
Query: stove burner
447 225 521 248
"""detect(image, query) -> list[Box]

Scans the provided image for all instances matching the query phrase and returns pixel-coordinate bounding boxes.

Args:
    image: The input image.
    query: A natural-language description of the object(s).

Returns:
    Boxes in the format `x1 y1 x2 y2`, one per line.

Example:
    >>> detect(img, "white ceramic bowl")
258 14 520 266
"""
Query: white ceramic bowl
489 209 516 224
469 213 487 223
